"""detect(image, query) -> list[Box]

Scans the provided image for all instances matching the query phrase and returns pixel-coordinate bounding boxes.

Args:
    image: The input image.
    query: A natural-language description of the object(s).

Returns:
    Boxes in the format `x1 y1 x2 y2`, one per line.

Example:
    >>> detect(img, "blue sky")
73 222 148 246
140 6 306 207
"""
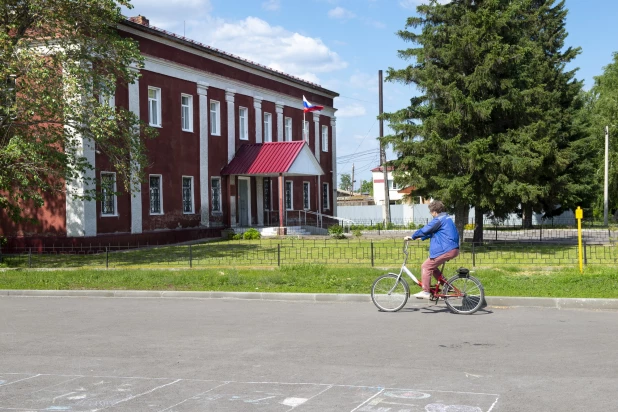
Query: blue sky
125 0 618 186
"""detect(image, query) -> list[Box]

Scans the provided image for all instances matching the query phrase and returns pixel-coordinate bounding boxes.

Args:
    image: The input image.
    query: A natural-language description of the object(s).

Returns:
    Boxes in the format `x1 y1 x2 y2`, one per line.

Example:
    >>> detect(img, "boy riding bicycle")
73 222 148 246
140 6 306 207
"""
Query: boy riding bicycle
404 200 460 299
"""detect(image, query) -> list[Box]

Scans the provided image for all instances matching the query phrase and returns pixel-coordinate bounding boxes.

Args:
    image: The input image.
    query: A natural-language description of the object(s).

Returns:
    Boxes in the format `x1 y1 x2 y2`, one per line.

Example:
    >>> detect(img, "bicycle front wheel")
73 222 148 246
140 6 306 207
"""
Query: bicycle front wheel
443 274 485 315
371 274 409 312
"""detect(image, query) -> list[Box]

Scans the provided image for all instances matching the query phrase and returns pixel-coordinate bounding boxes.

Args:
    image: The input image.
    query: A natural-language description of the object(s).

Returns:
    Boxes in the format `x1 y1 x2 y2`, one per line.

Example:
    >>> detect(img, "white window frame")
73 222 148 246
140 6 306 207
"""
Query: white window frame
322 182 330 210
100 172 117 217
285 180 293 210
285 117 292 141
322 125 329 152
181 94 193 132
149 174 164 215
182 176 195 214
303 120 309 143
210 100 221 136
303 181 310 210
211 177 222 214
239 106 249 140
99 90 115 112
148 87 162 127
263 112 272 142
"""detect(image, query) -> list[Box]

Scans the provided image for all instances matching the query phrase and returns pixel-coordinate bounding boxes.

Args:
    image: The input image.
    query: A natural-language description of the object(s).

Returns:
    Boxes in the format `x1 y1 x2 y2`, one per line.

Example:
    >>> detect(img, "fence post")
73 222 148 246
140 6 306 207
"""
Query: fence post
472 242 476 267
0 245 2 264
370 240 374 267
277 243 281 267
189 244 193 268
28 247 32 268
106 247 109 269
539 223 542 242
583 240 587 266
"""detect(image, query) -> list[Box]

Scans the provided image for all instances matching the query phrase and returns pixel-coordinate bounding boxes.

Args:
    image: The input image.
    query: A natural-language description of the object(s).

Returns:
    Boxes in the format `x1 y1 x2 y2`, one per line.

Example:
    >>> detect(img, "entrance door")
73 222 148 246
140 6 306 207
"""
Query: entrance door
238 178 249 226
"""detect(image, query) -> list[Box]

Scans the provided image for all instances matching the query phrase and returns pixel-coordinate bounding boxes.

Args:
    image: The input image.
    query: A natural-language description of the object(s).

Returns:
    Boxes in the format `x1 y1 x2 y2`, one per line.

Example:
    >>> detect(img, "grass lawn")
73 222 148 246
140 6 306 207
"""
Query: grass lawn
1 264 616 299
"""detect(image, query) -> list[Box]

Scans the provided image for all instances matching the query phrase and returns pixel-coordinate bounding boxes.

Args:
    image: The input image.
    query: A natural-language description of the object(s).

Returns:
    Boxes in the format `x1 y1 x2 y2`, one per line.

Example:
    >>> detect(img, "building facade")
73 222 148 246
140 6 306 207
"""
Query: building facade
0 16 339 244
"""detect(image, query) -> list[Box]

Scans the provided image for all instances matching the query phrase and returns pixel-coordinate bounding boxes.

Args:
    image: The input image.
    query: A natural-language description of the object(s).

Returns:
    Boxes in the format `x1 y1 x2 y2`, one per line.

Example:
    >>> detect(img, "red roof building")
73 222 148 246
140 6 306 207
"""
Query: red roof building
0 15 339 245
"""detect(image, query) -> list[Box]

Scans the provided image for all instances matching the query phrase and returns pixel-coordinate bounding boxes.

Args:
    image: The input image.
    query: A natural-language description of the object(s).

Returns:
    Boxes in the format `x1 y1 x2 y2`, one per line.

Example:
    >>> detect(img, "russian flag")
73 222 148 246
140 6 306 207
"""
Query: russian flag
303 95 324 113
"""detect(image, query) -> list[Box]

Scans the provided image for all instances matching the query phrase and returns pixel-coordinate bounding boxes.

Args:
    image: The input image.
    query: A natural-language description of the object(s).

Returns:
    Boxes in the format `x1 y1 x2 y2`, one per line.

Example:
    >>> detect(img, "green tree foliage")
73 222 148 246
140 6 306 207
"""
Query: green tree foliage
0 0 156 223
383 0 592 239
589 52 618 219
339 173 352 192
360 179 373 196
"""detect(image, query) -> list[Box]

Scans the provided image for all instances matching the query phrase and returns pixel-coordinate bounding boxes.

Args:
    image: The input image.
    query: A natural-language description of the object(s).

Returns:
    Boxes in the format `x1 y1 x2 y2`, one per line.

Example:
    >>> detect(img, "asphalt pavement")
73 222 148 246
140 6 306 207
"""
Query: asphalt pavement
0 294 616 411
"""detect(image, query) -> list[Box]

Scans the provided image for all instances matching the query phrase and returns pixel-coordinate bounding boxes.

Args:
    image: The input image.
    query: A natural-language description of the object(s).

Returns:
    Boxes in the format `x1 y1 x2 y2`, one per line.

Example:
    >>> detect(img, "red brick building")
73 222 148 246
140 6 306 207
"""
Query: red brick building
0 15 339 245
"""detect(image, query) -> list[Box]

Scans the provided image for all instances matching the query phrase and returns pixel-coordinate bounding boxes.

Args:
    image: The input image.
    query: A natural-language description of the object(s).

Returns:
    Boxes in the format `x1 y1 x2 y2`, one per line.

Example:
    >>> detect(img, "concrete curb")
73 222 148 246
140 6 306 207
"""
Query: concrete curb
1 290 618 310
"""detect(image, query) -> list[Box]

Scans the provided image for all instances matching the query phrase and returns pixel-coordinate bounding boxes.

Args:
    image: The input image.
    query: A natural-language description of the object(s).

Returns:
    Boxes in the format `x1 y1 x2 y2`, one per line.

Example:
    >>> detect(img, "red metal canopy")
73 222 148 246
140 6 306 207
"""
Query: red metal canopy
221 141 324 176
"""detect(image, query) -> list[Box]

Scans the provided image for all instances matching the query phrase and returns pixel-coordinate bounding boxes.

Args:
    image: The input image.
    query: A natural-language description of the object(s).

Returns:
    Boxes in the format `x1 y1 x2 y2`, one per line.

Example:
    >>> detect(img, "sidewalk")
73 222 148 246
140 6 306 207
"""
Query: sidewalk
1 289 618 310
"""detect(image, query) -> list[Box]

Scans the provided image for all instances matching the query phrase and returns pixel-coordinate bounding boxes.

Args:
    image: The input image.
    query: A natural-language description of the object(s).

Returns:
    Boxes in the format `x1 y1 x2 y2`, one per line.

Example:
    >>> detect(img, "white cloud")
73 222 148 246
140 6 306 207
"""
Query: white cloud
183 16 347 84
328 7 356 19
262 0 280 11
337 103 367 118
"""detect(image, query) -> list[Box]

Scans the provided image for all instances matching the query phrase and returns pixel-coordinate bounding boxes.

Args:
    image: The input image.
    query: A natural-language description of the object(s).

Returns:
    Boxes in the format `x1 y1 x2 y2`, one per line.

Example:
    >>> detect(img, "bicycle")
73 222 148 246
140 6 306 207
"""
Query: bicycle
370 240 485 314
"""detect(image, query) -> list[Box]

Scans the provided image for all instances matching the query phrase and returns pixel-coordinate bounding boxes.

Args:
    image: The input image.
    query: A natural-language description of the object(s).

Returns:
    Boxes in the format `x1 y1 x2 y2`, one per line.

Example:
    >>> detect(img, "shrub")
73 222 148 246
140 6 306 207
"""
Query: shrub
243 228 261 240
328 224 346 239
0 236 6 247
353 228 362 237
232 233 243 240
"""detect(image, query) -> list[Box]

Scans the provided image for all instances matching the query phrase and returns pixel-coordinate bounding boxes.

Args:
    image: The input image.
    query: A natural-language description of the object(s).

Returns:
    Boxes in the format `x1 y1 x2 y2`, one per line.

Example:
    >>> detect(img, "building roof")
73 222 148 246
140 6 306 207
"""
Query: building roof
120 18 339 99
397 186 417 194
221 142 324 176
371 165 395 173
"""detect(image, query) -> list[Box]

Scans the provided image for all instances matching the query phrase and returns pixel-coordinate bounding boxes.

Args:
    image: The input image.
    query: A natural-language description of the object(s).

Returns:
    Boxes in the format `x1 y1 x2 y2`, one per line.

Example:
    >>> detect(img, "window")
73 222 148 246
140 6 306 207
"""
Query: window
263 178 271 210
99 90 115 112
211 177 222 213
210 100 221 135
303 182 310 210
239 107 248 140
264 112 272 142
149 175 163 214
303 121 309 142
322 183 329 210
285 117 292 141
322 125 329 152
148 87 161 127
285 181 293 210
101 172 117 216
388 180 399 190
181 94 193 132
182 176 194 214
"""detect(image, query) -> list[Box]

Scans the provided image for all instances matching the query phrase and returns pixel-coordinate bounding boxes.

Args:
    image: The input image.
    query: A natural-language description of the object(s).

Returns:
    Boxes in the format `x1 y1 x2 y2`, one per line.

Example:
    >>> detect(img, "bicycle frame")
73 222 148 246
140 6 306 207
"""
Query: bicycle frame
392 241 463 300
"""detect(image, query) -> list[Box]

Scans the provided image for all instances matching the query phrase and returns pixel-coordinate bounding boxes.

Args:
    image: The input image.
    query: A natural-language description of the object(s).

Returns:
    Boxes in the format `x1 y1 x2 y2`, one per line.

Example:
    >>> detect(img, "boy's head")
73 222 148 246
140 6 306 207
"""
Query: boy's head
428 200 445 215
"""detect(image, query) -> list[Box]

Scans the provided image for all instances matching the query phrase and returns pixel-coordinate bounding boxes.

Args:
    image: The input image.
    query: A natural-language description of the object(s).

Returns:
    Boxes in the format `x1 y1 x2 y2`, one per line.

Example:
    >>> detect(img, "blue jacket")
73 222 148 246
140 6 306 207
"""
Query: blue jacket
412 213 460 258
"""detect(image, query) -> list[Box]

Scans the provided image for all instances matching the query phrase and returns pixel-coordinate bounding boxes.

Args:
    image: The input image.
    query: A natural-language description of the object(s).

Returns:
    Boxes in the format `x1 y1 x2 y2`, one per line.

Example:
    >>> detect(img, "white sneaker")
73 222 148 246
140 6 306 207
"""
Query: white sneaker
413 291 431 300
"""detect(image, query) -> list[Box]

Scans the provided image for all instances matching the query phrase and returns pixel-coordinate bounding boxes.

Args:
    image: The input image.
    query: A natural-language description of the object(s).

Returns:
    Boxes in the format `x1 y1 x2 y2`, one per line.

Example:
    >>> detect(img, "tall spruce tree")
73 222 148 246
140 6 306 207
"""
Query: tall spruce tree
384 0 592 241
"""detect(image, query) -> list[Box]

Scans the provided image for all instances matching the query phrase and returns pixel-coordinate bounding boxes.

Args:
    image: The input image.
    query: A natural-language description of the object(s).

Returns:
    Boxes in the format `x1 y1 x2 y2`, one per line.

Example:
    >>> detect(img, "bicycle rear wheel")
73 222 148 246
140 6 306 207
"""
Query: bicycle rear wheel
443 274 484 315
371 274 409 312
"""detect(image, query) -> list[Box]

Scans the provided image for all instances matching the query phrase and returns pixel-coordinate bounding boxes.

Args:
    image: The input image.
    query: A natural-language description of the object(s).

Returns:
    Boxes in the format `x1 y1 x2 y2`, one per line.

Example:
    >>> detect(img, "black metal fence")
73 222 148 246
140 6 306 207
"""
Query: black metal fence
1 237 616 269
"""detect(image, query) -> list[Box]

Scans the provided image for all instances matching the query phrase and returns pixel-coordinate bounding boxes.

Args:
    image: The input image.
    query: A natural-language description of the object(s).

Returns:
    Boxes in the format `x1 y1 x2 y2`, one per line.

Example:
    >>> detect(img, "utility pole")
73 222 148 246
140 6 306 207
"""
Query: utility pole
351 163 355 194
379 70 390 224
604 125 609 226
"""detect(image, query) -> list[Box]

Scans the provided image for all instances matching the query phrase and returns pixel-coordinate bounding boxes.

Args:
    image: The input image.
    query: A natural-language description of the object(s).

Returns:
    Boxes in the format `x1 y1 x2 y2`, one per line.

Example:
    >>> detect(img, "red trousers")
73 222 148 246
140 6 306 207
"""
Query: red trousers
420 248 460 292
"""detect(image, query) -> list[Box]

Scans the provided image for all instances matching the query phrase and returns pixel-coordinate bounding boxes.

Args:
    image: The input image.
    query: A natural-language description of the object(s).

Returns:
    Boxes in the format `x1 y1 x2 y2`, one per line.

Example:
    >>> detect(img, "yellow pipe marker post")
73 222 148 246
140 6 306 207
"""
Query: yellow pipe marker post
576 206 583 273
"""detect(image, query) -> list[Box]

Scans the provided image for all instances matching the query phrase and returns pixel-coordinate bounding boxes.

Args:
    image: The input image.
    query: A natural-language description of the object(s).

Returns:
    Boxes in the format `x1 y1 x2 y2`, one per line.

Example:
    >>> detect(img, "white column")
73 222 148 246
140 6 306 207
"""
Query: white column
128 66 142 234
313 112 321 162
275 102 284 142
331 117 337 217
256 177 264 226
197 81 209 227
226 89 236 162
254 96 263 144
64 63 97 237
